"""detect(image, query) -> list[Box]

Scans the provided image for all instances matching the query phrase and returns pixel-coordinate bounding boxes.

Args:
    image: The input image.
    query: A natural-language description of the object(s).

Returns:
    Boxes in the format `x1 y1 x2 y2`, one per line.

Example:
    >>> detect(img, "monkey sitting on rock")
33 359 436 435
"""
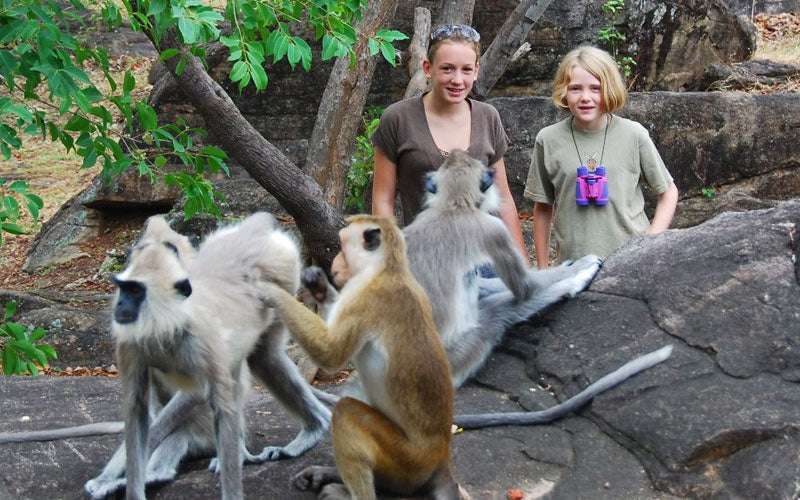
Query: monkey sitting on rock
306 150 673 429
258 215 467 500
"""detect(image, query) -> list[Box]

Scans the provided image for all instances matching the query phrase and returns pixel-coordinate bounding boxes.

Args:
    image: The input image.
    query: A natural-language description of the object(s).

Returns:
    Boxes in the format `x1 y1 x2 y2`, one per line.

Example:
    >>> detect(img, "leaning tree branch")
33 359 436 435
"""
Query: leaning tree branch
434 0 475 27
305 0 399 210
403 7 432 99
144 28 344 269
473 0 553 99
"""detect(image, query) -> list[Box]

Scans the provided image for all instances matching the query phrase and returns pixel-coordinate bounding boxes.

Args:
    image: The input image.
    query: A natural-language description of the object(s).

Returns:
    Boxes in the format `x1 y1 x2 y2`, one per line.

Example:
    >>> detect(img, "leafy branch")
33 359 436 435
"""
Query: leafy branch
1 0 406 220
598 0 636 78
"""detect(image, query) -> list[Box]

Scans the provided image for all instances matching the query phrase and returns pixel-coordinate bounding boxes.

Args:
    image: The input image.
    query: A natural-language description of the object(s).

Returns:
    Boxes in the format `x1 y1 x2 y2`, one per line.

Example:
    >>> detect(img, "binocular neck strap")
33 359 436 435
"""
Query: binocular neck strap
569 114 611 168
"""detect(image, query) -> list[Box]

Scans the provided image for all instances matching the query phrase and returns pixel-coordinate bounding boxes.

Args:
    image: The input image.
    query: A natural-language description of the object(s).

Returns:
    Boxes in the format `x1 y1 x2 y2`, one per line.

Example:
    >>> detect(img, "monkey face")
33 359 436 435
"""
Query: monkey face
112 242 192 326
424 150 499 212
331 221 385 289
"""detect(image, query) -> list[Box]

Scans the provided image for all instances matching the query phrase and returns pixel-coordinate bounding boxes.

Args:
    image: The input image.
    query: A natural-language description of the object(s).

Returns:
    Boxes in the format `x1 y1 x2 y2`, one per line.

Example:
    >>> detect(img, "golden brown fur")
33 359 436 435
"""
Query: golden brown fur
260 215 462 499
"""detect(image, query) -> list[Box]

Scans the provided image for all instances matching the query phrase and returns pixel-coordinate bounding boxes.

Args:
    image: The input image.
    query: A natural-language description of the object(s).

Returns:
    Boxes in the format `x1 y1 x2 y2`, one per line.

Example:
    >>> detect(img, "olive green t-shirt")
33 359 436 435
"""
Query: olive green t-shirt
524 115 673 262
371 95 508 225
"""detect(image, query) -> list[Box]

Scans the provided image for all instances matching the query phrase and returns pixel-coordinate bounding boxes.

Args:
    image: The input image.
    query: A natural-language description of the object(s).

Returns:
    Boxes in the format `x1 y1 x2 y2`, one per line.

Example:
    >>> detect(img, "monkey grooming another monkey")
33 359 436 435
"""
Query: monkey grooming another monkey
306 150 672 429
259 215 465 500
83 213 330 500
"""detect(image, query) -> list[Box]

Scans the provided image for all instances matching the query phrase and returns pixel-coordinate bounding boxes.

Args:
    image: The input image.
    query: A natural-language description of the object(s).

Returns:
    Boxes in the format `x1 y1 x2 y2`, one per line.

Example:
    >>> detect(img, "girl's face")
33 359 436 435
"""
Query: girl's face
423 41 479 105
566 65 607 131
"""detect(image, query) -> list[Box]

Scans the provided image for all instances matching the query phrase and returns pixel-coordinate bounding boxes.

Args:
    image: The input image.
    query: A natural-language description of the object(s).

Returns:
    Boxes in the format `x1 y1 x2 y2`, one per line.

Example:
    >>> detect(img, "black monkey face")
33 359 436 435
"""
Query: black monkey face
112 277 147 324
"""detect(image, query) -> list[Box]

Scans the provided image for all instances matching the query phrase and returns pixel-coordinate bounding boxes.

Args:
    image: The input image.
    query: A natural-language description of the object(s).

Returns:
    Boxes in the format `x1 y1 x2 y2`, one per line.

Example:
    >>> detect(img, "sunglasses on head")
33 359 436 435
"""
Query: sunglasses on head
430 24 481 42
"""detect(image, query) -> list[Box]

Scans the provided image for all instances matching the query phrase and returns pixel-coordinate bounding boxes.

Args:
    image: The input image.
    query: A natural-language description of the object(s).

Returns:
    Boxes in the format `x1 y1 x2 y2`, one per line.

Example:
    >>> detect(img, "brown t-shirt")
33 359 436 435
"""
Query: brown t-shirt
371 95 509 225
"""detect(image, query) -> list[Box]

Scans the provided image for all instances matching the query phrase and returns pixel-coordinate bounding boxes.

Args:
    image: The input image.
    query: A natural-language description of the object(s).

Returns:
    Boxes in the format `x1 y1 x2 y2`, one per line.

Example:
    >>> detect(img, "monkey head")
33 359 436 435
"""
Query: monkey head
423 149 499 213
112 238 192 328
330 215 406 288
135 216 197 267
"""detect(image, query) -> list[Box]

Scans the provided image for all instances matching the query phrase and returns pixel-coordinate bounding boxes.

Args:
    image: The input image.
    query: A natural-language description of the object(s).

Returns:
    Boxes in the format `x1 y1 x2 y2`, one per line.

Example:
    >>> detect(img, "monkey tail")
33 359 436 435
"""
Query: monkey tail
311 387 341 407
453 344 673 429
0 421 124 444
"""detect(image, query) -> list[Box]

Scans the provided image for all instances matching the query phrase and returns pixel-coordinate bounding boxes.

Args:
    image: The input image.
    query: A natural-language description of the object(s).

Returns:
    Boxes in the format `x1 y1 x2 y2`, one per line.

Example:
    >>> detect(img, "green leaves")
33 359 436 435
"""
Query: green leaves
0 0 408 227
345 106 384 211
0 301 56 376
599 0 636 78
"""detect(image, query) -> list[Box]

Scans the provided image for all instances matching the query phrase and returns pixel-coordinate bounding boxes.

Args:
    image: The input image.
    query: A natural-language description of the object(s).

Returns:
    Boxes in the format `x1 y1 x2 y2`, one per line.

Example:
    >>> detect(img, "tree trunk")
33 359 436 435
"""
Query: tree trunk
473 0 553 99
147 29 344 269
404 7 432 99
305 0 399 211
434 0 476 26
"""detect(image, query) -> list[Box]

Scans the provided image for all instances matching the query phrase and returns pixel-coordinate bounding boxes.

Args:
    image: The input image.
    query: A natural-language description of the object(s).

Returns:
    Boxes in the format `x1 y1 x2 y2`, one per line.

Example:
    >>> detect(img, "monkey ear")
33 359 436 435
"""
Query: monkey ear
174 278 193 298
424 172 438 194
362 227 382 251
480 169 495 192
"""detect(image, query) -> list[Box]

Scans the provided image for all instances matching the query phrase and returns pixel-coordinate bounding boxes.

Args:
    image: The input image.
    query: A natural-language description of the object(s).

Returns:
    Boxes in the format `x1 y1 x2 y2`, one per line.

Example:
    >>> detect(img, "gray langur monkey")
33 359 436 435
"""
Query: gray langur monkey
306 149 672 428
77 213 331 499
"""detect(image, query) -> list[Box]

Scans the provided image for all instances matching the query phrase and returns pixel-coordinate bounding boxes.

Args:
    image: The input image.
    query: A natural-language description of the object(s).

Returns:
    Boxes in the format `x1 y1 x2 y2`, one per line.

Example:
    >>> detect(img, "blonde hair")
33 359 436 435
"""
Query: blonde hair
551 46 626 113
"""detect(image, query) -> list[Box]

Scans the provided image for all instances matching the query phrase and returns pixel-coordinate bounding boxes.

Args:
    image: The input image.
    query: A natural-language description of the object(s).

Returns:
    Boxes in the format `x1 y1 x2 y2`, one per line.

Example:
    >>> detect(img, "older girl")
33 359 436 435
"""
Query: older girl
371 24 528 260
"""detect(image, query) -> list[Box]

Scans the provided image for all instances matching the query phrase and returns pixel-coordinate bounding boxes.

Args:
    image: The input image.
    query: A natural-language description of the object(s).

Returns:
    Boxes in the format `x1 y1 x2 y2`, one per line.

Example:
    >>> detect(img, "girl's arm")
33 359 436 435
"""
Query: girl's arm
648 182 679 234
371 147 397 217
533 202 554 269
491 158 530 264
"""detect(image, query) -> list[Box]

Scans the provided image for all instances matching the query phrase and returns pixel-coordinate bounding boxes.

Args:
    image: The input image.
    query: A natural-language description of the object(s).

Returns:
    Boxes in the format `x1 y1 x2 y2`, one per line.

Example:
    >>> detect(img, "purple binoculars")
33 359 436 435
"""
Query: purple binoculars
575 166 608 206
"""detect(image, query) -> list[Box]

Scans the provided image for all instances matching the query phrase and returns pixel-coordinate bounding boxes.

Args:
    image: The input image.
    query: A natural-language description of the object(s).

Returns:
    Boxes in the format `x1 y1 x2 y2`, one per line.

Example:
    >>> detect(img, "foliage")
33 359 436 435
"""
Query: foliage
344 105 383 212
1 176 42 245
701 187 716 198
0 177 55 375
0 0 406 220
598 0 636 78
1 300 57 375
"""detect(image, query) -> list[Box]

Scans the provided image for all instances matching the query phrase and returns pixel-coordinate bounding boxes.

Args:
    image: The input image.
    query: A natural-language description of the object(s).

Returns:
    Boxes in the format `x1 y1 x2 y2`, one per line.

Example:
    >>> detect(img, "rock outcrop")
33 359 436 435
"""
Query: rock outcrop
492 91 800 228
23 91 800 270
2 199 798 499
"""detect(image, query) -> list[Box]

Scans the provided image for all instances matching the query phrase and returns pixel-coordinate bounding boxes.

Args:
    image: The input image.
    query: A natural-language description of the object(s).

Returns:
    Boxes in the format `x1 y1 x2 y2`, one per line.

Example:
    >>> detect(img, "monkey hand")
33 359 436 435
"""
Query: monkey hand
301 266 330 302
255 282 284 308
292 465 340 492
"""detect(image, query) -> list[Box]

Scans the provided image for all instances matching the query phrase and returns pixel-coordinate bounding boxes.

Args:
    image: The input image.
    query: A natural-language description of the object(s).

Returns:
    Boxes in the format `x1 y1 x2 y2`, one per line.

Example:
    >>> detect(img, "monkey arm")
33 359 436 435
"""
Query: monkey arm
266 286 362 371
484 222 534 301
121 360 151 500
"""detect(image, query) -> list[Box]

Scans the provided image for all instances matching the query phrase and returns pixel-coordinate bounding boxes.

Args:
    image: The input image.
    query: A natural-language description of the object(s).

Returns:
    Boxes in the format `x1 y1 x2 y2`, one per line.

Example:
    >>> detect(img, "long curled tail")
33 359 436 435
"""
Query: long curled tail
0 421 124 444
453 344 674 429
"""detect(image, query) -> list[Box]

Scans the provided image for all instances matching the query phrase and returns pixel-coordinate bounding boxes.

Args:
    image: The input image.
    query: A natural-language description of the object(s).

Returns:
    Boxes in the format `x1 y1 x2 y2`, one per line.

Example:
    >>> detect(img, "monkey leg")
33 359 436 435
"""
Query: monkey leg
526 254 603 291
329 397 445 500
147 390 204 451
246 323 331 461
89 429 196 498
85 443 127 499
449 255 602 387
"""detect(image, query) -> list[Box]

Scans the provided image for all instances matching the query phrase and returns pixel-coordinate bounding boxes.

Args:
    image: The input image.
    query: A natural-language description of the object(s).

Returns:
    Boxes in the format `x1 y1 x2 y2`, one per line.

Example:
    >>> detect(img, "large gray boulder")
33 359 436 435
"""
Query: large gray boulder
1 199 798 499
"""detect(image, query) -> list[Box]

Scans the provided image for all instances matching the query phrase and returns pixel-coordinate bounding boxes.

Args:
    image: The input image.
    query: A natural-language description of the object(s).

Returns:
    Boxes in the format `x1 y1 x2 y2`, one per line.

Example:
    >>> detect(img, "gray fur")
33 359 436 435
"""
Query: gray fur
82 213 330 499
0 422 124 444
407 150 672 427
404 149 603 386
453 345 674 428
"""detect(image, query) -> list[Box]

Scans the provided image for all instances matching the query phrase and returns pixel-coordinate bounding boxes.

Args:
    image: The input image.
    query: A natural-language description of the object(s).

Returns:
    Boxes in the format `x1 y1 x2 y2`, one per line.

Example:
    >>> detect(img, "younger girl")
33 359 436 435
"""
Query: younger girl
371 24 528 260
525 46 678 268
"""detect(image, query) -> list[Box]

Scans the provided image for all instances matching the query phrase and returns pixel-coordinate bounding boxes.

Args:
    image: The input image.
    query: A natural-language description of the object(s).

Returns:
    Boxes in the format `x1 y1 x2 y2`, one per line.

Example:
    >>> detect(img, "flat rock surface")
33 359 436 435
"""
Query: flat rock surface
1 199 799 499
